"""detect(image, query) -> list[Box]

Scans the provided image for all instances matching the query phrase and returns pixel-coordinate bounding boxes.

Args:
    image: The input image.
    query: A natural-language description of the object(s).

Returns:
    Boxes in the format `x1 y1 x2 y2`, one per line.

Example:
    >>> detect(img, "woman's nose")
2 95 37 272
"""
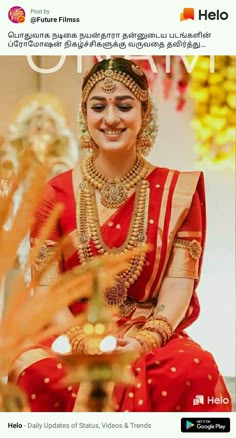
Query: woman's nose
103 108 120 125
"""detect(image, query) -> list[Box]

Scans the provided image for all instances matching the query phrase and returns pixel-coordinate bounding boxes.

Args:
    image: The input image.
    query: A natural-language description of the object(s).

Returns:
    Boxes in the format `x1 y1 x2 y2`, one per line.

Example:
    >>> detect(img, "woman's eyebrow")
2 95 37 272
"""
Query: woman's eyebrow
89 95 135 102
115 96 135 101
89 96 106 102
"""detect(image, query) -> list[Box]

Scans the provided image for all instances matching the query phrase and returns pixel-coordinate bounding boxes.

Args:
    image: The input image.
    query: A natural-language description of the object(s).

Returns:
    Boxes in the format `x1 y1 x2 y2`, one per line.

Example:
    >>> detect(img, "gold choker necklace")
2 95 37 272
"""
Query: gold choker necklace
81 155 149 209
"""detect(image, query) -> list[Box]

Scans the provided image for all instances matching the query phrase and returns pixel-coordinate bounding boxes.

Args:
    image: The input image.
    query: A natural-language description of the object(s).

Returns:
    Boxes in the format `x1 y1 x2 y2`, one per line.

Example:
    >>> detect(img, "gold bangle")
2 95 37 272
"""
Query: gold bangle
135 330 161 352
144 319 173 340
150 326 168 345
70 333 87 354
65 325 82 341
71 334 85 348
144 316 173 340
77 338 87 353
65 326 87 354
153 315 173 332
143 320 173 345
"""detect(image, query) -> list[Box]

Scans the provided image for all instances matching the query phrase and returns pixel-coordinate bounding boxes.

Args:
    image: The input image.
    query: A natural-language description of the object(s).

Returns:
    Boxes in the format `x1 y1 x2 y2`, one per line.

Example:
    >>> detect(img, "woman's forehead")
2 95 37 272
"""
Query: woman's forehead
88 81 137 101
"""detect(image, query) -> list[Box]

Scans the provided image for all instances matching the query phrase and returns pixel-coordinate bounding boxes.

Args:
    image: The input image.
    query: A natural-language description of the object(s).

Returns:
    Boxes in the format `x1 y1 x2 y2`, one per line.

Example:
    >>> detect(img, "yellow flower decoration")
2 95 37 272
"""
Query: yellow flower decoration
189 56 236 170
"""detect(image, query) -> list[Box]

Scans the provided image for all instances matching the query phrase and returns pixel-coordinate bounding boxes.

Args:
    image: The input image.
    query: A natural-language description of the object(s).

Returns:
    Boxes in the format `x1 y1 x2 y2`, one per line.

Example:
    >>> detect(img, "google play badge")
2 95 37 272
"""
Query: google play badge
186 420 194 430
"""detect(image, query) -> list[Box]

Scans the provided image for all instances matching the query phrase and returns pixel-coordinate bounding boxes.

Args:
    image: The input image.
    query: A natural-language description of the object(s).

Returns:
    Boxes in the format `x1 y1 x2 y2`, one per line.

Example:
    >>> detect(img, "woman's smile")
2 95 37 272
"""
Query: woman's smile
100 128 126 138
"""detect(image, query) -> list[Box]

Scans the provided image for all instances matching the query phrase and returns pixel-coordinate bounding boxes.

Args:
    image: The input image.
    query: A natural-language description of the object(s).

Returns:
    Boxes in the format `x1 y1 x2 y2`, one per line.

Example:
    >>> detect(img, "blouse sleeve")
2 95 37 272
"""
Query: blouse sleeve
165 190 203 280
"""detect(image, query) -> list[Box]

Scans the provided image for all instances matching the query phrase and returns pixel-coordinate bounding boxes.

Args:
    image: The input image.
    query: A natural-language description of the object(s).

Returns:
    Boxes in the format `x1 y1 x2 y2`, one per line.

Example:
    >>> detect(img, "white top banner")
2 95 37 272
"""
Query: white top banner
0 0 235 55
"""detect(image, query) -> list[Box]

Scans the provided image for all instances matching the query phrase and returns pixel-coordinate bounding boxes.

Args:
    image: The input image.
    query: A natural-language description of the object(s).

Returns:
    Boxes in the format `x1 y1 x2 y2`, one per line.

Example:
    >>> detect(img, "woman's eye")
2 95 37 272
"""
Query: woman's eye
118 105 132 111
91 105 105 112
90 104 132 112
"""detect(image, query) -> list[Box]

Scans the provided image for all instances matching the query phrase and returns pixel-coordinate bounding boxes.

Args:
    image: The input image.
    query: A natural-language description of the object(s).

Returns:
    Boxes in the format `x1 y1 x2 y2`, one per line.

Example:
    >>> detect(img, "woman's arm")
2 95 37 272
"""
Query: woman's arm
154 276 194 330
118 277 195 355
126 186 204 354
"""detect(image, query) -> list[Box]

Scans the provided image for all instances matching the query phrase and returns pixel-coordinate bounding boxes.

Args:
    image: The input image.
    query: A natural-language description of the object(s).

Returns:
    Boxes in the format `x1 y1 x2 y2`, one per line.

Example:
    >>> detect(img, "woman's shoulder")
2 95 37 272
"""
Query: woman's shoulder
47 168 73 190
148 164 204 196
39 169 73 204
149 163 203 181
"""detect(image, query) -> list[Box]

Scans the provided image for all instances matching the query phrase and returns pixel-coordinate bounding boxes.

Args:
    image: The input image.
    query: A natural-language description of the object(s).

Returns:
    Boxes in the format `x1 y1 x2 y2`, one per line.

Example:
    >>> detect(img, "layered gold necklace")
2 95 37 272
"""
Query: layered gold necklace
76 156 150 317
81 154 148 209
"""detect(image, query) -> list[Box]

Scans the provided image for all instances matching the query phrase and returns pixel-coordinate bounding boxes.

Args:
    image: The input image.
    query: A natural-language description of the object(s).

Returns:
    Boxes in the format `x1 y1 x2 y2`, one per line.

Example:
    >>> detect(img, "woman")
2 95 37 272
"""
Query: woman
10 58 231 412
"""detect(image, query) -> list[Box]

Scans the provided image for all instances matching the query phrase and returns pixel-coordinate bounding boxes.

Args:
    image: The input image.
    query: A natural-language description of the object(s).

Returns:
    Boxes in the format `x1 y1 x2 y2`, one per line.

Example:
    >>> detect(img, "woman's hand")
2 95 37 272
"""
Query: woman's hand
115 337 144 358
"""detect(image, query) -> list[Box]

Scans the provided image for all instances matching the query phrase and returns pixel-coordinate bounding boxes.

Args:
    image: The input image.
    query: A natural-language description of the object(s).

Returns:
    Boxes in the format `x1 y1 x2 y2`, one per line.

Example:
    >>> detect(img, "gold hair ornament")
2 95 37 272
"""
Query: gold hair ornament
101 59 117 94
82 60 148 103
131 64 144 76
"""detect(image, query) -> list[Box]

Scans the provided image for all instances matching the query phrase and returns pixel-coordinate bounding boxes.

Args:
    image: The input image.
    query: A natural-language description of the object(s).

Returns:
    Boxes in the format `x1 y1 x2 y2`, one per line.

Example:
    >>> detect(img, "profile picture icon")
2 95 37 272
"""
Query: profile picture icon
8 6 26 23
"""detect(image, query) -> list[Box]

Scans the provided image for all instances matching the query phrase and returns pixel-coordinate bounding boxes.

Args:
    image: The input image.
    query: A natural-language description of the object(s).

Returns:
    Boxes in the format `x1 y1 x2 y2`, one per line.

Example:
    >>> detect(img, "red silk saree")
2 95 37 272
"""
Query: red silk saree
9 166 232 412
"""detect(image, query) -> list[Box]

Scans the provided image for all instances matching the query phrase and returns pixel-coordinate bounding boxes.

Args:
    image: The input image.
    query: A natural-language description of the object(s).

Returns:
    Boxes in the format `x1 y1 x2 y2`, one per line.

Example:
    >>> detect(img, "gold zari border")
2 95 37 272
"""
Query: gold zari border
9 348 53 383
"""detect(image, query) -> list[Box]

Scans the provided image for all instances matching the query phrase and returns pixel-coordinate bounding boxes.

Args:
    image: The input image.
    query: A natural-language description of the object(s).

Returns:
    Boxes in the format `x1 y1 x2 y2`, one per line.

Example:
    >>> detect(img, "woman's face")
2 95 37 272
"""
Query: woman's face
85 81 142 153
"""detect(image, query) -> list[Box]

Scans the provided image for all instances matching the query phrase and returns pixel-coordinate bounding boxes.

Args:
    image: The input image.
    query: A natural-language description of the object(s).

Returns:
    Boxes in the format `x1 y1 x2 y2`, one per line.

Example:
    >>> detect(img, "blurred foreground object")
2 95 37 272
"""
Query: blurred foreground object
1 92 79 179
0 92 79 269
0 381 29 412
0 136 13 198
55 267 140 412
0 154 147 409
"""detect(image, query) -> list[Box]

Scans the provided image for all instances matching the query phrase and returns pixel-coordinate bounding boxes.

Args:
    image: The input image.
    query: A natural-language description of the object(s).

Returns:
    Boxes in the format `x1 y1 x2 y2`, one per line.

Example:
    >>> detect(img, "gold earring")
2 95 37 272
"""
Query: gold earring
136 95 159 156
136 120 152 156
78 107 96 152
80 130 96 151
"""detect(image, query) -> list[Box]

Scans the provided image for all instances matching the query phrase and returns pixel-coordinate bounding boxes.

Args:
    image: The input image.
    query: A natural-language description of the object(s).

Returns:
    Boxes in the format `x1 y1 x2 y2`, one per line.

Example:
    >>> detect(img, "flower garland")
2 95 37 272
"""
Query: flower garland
189 56 236 170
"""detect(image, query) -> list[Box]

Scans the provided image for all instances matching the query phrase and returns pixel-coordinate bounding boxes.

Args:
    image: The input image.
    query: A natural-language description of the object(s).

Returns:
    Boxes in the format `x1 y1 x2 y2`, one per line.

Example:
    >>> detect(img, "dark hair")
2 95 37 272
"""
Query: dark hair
82 57 149 92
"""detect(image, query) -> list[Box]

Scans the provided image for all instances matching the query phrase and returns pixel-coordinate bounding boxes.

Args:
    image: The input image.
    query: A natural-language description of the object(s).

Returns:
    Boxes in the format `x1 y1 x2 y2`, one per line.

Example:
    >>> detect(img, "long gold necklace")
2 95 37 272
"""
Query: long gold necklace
76 162 150 316
81 154 148 209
